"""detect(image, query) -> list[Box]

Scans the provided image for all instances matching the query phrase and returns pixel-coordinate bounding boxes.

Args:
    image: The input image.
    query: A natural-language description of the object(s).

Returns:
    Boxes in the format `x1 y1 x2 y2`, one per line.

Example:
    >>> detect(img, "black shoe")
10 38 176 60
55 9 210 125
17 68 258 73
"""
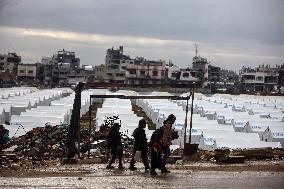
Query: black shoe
118 165 125 170
145 166 150 171
129 166 137 171
106 165 114 169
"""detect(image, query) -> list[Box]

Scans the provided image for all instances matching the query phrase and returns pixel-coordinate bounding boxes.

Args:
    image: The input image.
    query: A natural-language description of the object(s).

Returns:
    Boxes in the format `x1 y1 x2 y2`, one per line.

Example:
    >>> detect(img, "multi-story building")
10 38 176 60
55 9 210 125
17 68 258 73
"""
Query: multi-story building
166 64 198 86
40 50 80 85
123 57 166 85
208 65 221 82
55 49 80 70
278 64 284 88
95 46 166 85
239 65 280 93
192 56 209 87
17 63 37 81
0 52 21 76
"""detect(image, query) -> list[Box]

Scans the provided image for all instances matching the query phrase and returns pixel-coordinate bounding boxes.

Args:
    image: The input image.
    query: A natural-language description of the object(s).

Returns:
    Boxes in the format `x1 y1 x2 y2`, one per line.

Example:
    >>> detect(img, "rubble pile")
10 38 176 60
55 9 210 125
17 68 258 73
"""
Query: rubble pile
7 125 68 160
1 122 135 168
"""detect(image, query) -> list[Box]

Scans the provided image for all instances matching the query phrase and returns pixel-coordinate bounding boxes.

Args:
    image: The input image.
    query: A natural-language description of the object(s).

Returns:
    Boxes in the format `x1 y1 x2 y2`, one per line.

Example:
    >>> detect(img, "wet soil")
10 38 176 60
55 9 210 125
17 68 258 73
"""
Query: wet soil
1 161 284 178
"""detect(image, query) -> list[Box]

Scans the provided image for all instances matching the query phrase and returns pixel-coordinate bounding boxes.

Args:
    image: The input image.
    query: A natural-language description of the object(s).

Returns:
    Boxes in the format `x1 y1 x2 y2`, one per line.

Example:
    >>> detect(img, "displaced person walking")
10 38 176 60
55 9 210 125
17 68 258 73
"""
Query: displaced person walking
106 123 124 169
129 119 150 171
149 127 163 175
160 114 176 173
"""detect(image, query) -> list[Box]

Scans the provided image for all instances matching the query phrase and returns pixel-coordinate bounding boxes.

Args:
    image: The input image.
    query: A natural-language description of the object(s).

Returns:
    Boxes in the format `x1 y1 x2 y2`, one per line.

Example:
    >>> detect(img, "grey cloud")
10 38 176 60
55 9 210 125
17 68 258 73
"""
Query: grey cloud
0 0 283 70
0 0 19 12
0 0 283 45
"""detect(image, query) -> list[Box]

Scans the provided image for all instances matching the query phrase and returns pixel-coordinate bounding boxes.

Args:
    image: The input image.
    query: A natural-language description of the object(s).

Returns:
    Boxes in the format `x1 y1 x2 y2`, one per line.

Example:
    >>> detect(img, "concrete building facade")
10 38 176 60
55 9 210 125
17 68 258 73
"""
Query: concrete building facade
95 46 166 86
239 65 281 93
0 53 21 75
17 63 37 80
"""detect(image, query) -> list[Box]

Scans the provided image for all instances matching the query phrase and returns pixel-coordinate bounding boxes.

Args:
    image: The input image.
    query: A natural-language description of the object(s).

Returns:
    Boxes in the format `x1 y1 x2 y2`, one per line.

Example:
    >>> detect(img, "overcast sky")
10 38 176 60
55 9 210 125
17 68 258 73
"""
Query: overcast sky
0 0 283 71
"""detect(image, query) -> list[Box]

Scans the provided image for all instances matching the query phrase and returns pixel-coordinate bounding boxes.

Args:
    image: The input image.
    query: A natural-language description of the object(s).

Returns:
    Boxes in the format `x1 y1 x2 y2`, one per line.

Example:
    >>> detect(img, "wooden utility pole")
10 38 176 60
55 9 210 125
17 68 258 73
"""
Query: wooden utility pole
188 83 195 144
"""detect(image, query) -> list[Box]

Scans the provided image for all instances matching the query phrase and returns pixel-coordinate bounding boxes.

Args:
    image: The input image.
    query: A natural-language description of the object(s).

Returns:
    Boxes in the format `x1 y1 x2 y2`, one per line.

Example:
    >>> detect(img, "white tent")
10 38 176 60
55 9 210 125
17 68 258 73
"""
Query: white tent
263 126 284 147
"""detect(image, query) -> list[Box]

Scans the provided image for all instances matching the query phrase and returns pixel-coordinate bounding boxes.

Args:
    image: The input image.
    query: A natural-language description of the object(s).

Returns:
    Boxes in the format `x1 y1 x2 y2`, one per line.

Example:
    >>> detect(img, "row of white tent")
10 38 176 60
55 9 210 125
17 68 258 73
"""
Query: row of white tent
135 91 283 150
95 90 154 140
174 93 284 149
0 88 73 124
0 87 37 99
2 87 283 151
3 89 101 137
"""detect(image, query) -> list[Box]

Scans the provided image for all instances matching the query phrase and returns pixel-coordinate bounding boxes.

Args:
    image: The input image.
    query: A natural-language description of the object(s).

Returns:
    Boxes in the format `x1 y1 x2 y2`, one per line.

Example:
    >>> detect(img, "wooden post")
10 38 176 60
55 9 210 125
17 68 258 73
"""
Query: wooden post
188 83 195 144
87 96 92 158
183 98 189 146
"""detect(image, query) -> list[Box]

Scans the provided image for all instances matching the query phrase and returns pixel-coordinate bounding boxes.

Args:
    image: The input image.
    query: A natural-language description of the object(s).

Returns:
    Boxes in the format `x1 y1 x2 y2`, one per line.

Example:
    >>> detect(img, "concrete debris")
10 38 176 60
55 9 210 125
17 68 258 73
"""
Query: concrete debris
1 123 135 168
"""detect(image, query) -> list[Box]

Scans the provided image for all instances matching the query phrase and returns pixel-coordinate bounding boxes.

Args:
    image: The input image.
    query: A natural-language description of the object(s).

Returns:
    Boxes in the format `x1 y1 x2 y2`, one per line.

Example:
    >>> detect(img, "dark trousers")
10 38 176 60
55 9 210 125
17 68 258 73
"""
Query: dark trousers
130 147 149 168
108 148 123 166
161 146 171 168
150 147 162 170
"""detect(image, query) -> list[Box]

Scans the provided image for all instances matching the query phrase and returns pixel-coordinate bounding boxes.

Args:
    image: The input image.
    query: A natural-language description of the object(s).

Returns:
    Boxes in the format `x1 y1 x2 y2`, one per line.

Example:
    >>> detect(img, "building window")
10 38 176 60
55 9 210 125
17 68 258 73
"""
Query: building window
256 76 263 81
107 73 112 76
129 70 136 74
28 70 33 74
116 73 125 77
20 70 24 73
183 73 189 77
171 72 177 78
140 71 145 76
110 64 119 69
152 70 158 76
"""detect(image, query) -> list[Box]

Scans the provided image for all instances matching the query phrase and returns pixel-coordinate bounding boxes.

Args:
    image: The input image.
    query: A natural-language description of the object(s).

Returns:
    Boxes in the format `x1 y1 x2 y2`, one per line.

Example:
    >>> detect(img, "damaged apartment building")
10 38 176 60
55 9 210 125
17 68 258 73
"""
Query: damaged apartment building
0 53 21 85
167 46 221 88
95 46 221 87
95 46 166 86
239 64 284 93
41 49 81 85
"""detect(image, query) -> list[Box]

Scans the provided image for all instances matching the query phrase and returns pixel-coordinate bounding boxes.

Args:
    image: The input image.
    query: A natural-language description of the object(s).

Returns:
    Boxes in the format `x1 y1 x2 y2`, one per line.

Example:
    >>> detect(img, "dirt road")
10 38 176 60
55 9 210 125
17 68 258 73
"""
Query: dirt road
0 170 283 189
1 162 284 188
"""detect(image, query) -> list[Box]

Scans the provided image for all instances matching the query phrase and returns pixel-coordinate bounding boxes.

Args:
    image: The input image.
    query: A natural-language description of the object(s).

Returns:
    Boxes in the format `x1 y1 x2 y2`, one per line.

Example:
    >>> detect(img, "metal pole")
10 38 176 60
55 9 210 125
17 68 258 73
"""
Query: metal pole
87 96 92 158
184 98 189 146
188 84 195 144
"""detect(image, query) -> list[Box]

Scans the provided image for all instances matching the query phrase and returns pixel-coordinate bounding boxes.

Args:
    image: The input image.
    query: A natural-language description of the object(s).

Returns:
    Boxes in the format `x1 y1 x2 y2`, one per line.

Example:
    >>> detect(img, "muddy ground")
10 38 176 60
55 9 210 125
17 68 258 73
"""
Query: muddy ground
0 162 284 189
1 160 284 178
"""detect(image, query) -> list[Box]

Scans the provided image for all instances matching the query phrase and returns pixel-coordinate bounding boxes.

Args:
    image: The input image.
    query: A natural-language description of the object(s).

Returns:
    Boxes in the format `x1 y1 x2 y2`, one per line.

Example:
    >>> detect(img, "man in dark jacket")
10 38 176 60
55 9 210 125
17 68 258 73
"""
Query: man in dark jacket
106 123 124 169
129 119 150 171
